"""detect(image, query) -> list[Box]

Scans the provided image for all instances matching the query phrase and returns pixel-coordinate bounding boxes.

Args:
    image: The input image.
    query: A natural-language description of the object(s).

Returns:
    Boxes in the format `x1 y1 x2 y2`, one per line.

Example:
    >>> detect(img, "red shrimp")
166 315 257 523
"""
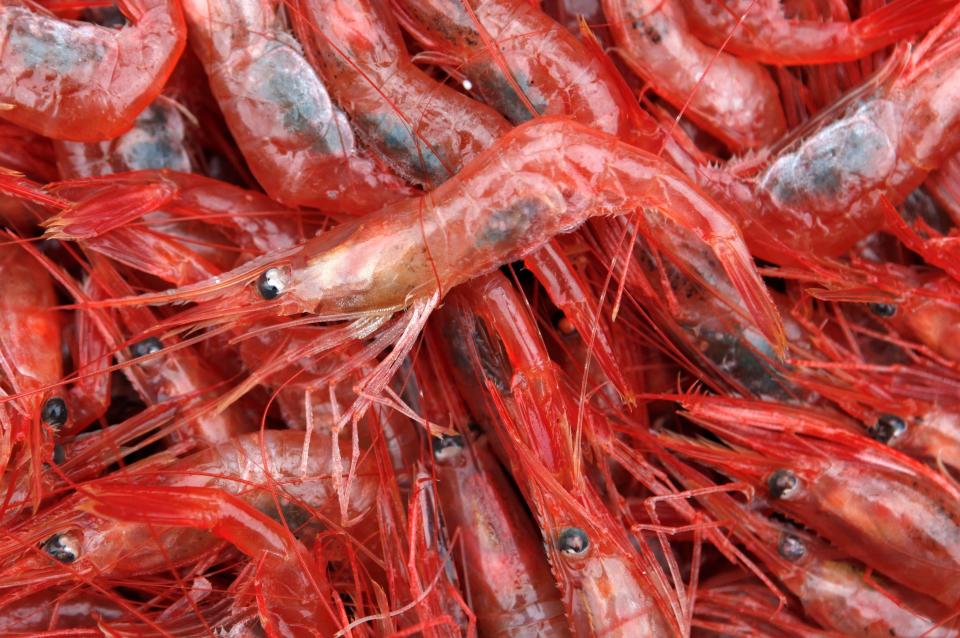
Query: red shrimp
681 0 953 65
112 118 783 362
661 451 960 638
0 586 128 632
0 243 68 511
177 0 413 213
292 0 510 187
661 393 960 608
927 149 960 227
698 15 960 260
391 0 635 137
0 0 186 140
82 485 344 637
602 0 786 151
0 430 376 583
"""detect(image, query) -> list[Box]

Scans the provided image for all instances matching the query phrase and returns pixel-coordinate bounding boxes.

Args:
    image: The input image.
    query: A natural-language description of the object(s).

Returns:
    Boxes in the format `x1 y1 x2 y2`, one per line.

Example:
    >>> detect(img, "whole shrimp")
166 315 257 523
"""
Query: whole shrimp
176 0 413 213
292 0 511 187
698 13 960 260
0 0 186 140
83 485 344 637
681 0 953 65
661 393 960 608
602 0 786 151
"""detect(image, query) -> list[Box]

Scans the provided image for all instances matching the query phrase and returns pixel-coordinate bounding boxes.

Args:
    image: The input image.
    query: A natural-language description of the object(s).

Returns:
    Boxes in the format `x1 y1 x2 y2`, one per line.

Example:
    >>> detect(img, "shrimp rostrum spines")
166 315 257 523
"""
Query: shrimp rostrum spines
0 0 186 141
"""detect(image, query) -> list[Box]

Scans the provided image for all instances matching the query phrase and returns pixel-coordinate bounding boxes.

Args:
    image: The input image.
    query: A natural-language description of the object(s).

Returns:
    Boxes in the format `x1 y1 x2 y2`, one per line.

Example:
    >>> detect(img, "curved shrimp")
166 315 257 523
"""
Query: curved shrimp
177 0 414 213
661 393 960 608
292 0 510 187
698 16 960 260
662 451 960 638
602 0 786 151
82 485 344 637
681 0 953 65
0 0 186 141
391 0 635 137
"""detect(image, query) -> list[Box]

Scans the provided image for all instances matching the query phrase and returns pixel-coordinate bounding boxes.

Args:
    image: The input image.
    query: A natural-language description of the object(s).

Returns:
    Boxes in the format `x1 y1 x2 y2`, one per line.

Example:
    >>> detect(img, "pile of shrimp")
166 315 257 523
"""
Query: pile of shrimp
2 0 960 634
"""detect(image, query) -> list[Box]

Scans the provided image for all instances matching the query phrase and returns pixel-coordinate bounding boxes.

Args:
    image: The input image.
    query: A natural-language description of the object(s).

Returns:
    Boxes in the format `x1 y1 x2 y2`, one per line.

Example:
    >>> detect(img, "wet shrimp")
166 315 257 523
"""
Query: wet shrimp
0 0 186 140
177 0 414 213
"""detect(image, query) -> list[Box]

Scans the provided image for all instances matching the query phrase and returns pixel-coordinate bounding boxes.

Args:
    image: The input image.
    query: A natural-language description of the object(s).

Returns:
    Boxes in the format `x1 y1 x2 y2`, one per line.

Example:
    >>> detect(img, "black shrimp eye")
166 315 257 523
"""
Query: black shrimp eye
52 443 66 466
768 469 800 500
557 527 590 556
868 302 897 317
130 336 163 358
42 532 80 563
777 533 807 562
40 397 68 429
868 414 907 444
431 434 464 461
256 268 286 300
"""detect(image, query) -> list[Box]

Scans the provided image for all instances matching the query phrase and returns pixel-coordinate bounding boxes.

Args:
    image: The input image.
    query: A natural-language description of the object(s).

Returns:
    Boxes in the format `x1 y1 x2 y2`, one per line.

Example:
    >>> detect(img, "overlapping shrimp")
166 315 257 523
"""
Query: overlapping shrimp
681 0 953 65
660 393 960 608
176 0 414 213
0 0 186 140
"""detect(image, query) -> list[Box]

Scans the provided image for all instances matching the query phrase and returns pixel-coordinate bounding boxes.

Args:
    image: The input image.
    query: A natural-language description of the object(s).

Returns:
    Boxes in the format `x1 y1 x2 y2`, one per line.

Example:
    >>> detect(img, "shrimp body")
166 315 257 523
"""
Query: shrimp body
705 41 960 260
0 0 186 141
293 0 510 187
263 118 780 350
393 0 633 136
681 0 953 65
603 0 786 150
179 0 413 213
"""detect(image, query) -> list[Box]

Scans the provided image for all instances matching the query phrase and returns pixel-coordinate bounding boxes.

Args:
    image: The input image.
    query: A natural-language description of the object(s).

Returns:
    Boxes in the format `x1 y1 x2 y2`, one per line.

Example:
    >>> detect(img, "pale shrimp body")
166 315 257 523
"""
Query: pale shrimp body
603 0 786 151
258 118 781 350
392 0 633 136
293 0 511 187
681 0 954 65
0 0 186 141
179 0 413 213
702 40 960 260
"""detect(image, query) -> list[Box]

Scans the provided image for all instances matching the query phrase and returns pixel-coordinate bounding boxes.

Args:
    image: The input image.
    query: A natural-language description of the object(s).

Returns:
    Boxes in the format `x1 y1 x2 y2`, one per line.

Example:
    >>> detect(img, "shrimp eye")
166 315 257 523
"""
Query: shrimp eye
256 268 286 300
130 337 163 358
552 311 576 336
868 302 896 317
768 469 800 500
42 532 80 563
52 443 66 466
777 533 806 561
41 397 68 429
868 414 907 444
557 527 590 556
431 434 464 461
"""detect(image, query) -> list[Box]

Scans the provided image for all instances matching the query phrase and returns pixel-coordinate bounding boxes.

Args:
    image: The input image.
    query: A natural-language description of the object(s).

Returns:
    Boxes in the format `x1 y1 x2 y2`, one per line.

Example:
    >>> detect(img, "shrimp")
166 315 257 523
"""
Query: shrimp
391 0 635 137
681 0 953 65
82 485 344 637
602 0 786 151
0 586 127 632
292 0 510 187
661 450 960 638
0 0 186 141
698 15 960 260
122 118 782 361
661 393 960 608
176 0 414 213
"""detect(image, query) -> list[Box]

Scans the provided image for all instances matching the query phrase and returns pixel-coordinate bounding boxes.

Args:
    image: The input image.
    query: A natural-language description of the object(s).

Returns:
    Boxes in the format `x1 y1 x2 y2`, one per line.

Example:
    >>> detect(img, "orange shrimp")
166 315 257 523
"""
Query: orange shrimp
661 393 960 608
176 0 413 213
292 0 510 187
602 0 786 151
681 0 953 65
661 451 960 638
698 16 960 260
82 485 344 637
0 0 186 140
120 118 782 358
391 0 635 137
